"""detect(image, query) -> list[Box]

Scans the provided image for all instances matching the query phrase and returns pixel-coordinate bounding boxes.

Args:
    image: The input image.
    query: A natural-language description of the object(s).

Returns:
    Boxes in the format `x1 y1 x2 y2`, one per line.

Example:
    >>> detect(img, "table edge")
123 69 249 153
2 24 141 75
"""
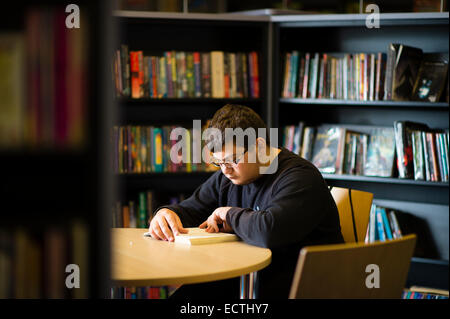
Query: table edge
111 252 272 287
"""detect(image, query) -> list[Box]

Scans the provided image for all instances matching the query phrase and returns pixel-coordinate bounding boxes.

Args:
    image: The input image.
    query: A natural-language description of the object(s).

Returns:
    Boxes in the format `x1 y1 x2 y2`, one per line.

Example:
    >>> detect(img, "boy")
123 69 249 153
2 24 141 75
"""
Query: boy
148 104 344 298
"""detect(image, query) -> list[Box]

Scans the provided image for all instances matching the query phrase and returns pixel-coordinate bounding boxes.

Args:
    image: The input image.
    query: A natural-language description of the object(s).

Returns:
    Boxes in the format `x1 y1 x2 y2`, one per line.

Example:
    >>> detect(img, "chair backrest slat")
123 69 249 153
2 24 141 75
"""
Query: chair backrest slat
330 187 373 243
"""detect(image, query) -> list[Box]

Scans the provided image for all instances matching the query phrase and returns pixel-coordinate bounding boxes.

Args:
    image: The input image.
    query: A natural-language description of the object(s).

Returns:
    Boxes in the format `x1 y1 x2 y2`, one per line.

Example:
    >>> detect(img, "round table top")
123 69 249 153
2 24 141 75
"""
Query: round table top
111 228 272 287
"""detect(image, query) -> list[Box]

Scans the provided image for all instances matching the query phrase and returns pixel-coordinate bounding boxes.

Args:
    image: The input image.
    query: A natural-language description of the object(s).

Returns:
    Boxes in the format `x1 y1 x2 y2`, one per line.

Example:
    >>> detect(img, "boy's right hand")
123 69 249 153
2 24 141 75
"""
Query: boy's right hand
148 208 188 242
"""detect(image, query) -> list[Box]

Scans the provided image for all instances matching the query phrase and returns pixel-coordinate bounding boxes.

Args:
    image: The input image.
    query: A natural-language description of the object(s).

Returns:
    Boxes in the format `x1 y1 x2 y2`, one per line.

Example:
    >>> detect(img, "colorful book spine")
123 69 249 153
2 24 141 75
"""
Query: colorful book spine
283 52 291 98
388 210 402 239
139 192 147 228
421 131 431 181
211 51 225 98
251 51 260 98
368 204 376 243
376 207 386 241
201 52 211 98
193 52 202 98
302 53 310 99
380 207 393 240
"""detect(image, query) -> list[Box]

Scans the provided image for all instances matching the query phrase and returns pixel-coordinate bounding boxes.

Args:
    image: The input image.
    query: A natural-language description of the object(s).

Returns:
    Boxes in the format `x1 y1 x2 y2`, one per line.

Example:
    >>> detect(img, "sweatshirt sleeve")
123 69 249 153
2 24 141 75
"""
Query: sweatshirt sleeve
155 171 222 227
226 167 333 249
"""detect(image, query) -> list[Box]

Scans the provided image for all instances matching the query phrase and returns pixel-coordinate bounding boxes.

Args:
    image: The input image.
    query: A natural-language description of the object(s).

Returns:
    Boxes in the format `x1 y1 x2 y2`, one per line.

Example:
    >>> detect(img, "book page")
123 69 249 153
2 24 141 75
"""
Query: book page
143 227 239 245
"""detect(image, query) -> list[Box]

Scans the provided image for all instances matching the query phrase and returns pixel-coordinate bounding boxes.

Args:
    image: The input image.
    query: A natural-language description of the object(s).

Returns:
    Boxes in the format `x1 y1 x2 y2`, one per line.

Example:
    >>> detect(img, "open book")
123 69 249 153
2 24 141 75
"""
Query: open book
143 227 239 245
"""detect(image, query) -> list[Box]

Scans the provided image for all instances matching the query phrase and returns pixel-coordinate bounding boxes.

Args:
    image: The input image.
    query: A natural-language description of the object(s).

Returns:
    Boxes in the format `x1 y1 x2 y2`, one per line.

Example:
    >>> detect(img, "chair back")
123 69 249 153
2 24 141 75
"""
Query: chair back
289 234 417 298
330 187 373 243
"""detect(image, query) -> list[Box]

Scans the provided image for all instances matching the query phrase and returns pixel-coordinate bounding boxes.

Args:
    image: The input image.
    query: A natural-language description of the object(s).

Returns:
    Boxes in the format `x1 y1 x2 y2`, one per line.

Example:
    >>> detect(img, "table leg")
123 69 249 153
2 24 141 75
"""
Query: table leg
240 271 258 299
240 275 248 299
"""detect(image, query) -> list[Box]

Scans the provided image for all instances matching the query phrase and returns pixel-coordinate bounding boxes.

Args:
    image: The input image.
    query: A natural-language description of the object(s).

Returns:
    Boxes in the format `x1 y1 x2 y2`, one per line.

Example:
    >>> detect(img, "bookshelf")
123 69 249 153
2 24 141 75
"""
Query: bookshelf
0 1 113 298
112 10 449 294
111 11 272 298
113 10 272 189
272 12 449 289
280 98 449 109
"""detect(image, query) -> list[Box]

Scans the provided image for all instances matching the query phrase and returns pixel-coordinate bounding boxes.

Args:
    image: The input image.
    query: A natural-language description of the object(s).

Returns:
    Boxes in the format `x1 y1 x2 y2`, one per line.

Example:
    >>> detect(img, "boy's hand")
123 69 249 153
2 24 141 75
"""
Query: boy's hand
148 208 188 242
199 207 233 233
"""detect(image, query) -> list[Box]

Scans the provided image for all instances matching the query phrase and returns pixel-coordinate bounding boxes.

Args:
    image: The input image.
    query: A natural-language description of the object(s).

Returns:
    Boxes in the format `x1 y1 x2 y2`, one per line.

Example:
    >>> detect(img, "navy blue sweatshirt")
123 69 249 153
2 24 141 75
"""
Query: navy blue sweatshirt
158 147 344 298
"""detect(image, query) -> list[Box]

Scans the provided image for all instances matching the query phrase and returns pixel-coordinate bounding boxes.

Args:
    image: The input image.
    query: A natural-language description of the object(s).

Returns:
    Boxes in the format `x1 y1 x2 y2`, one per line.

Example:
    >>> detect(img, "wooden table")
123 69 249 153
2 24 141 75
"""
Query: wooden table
111 228 272 299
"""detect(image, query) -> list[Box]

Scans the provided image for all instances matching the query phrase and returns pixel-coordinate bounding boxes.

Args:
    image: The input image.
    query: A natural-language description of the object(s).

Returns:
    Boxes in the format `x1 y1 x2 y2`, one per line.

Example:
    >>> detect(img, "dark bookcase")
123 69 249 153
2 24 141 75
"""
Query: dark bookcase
271 12 449 289
113 11 272 207
112 11 449 292
0 0 114 298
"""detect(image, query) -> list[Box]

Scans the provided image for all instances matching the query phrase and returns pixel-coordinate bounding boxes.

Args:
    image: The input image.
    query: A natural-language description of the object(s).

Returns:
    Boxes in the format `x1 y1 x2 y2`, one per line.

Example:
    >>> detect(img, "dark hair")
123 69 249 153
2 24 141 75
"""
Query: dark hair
205 104 269 152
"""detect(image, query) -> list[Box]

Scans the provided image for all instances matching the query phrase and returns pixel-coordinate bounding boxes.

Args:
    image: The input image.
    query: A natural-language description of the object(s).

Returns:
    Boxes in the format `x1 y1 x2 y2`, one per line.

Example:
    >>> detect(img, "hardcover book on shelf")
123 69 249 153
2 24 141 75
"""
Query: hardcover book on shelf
143 227 239 245
380 207 393 240
342 130 368 175
201 52 211 98
229 52 237 98
394 121 430 179
375 207 387 241
300 126 315 161
388 210 402 239
411 130 426 180
211 51 225 98
311 125 345 174
384 43 401 101
293 122 305 156
412 53 449 102
302 53 311 99
364 127 396 177
249 51 260 98
375 52 386 101
426 131 441 182
0 33 24 148
391 44 423 101
130 51 144 98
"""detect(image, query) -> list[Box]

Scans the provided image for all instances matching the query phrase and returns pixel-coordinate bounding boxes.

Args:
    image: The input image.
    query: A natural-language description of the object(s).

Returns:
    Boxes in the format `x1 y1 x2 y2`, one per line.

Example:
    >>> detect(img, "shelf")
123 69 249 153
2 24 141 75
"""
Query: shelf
273 12 449 27
114 10 270 22
117 172 216 192
118 98 262 105
411 257 449 266
0 149 89 168
118 171 216 176
407 257 449 290
322 174 449 187
280 98 449 109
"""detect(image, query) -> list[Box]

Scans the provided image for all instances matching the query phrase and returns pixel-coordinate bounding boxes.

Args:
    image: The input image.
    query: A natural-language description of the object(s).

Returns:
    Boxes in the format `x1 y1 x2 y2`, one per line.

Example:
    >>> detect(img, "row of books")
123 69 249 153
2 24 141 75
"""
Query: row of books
0 221 88 298
283 123 395 177
364 204 403 243
110 286 178 299
0 8 87 149
282 121 449 181
282 51 387 101
281 45 448 103
402 287 449 299
395 121 449 182
364 203 441 259
111 124 219 174
113 46 260 99
112 191 185 228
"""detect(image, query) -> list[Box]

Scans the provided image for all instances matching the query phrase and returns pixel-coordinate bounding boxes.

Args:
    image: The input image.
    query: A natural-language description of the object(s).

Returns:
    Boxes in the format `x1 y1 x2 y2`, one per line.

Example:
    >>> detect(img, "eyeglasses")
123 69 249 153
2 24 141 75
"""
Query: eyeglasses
210 150 247 168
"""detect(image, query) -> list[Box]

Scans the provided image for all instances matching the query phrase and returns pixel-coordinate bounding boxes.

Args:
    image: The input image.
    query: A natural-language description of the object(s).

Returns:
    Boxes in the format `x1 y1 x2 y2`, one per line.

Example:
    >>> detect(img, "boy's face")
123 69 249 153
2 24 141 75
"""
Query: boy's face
211 143 261 185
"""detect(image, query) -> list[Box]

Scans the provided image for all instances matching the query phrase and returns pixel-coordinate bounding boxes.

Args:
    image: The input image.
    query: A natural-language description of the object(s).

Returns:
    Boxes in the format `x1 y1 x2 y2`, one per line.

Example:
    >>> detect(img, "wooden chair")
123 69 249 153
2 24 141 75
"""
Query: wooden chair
289 234 417 298
330 186 373 243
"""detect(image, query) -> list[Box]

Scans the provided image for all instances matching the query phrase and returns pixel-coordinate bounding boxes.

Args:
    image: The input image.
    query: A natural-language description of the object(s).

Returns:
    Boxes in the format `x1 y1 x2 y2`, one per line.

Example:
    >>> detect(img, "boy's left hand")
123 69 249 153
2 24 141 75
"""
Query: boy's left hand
199 207 233 233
